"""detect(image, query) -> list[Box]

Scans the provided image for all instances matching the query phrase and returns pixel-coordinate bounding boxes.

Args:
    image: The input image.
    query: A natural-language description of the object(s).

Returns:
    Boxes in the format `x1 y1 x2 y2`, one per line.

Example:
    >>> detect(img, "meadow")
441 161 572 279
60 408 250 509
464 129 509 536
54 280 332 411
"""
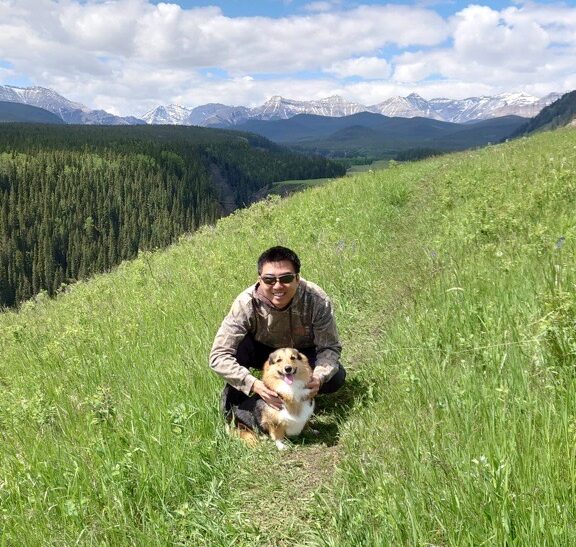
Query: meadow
0 128 574 545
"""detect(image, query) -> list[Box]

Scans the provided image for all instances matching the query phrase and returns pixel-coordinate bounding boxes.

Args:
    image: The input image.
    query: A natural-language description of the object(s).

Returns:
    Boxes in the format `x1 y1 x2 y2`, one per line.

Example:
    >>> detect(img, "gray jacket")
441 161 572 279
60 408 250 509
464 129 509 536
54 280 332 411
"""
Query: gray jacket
209 278 342 395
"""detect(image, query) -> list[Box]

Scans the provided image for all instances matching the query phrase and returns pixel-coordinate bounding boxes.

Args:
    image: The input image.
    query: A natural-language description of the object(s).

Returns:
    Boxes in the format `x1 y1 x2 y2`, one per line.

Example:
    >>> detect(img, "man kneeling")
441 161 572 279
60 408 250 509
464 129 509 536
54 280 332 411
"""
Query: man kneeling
209 246 346 429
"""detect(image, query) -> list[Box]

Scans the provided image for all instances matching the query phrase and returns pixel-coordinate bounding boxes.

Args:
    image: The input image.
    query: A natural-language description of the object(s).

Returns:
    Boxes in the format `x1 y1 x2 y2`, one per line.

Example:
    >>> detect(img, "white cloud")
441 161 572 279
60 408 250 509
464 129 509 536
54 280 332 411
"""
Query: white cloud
58 0 143 55
451 5 550 68
303 1 343 12
391 1 576 95
0 1 574 114
326 57 391 79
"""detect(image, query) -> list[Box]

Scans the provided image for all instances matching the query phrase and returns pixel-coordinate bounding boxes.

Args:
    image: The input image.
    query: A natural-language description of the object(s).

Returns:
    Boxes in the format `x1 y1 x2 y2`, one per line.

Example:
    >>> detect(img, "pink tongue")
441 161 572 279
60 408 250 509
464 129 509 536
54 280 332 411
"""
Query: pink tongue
284 374 294 385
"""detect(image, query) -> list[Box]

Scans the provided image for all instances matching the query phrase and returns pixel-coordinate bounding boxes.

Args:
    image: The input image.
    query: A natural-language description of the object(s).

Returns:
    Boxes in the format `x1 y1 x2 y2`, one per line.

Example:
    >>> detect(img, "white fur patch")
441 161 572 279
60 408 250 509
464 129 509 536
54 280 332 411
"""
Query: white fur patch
276 380 315 437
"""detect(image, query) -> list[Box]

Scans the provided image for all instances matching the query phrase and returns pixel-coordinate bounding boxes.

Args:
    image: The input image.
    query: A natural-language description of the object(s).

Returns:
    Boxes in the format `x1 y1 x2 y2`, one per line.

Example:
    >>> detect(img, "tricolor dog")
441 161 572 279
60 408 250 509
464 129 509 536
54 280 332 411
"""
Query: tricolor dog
233 347 316 450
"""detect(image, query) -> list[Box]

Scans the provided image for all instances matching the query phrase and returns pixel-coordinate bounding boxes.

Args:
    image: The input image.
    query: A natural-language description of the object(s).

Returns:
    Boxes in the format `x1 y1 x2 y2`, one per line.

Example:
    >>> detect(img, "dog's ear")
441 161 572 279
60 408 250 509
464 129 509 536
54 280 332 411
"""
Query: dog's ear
268 349 282 363
295 350 309 362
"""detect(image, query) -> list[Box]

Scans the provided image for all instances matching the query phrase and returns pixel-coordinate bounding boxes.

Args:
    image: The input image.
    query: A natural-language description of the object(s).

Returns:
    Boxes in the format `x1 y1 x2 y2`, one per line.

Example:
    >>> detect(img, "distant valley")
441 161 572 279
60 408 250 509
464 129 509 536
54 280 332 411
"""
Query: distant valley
229 112 528 160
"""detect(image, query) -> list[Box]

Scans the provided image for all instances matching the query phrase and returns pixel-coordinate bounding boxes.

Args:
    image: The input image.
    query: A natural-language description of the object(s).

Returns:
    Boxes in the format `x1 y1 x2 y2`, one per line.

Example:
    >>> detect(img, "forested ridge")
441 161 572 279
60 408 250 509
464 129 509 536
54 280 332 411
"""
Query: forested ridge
511 90 576 137
0 124 344 307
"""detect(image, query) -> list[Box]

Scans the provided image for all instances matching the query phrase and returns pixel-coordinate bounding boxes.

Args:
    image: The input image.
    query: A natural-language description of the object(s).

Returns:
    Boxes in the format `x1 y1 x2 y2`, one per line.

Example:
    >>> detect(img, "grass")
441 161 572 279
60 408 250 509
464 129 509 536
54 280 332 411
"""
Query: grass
1 129 575 544
345 158 392 174
269 177 334 195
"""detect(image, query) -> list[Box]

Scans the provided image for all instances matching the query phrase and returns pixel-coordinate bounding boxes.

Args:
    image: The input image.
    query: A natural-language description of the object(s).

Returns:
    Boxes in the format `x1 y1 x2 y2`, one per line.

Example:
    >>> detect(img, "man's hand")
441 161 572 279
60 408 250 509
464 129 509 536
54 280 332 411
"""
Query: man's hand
252 379 283 410
306 375 322 399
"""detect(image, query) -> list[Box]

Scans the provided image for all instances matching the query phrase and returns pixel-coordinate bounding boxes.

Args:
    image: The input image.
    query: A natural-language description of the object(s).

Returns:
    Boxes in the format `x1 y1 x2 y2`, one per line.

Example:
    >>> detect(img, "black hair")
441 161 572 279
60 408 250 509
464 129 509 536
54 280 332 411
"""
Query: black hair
257 246 301 274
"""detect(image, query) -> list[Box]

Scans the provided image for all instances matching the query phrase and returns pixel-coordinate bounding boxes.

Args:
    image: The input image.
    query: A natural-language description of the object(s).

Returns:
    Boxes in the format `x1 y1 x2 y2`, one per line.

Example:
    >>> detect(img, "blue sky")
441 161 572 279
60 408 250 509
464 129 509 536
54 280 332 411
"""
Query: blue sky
1 0 575 115
155 0 514 18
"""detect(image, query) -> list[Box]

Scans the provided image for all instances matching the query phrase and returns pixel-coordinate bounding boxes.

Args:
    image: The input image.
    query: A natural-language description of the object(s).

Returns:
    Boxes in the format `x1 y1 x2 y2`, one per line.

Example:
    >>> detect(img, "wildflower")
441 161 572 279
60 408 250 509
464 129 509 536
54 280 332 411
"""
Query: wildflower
472 455 489 467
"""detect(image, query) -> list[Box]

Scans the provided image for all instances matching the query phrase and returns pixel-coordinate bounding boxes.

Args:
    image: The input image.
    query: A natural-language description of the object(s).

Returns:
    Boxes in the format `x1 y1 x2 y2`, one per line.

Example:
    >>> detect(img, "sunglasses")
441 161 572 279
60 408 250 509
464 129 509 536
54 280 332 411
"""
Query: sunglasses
260 274 297 285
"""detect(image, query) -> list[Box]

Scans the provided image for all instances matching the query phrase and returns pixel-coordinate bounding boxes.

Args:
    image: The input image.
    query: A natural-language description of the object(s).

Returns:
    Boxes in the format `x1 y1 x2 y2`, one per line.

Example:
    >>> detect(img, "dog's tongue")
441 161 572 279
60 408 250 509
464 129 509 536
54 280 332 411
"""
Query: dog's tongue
284 374 294 385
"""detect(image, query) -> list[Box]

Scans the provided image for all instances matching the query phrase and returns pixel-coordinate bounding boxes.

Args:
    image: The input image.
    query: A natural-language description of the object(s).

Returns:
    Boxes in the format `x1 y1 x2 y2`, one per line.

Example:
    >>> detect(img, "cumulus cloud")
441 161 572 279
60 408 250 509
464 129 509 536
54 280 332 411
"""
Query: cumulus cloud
326 57 391 79
0 0 574 114
392 1 576 95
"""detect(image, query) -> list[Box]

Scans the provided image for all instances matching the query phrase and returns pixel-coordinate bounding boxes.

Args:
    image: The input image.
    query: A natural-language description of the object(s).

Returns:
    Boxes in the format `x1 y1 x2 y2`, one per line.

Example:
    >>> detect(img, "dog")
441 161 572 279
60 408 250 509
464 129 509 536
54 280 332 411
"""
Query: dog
232 347 316 450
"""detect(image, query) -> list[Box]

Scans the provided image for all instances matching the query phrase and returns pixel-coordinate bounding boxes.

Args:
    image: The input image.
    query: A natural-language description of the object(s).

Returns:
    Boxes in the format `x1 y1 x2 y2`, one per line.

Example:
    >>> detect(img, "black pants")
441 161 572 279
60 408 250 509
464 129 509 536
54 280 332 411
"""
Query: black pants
220 334 346 418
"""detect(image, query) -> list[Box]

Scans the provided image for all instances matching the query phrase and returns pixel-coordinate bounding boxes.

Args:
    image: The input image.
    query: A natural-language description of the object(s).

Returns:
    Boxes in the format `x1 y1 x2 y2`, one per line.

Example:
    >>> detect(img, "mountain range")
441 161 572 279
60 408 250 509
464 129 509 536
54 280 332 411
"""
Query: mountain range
143 91 562 127
0 84 561 127
0 85 144 125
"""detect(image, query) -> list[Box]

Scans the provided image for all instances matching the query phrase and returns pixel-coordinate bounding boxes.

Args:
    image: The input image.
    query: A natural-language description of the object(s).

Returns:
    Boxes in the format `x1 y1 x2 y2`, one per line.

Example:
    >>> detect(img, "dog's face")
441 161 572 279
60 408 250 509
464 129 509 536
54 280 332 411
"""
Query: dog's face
263 348 312 386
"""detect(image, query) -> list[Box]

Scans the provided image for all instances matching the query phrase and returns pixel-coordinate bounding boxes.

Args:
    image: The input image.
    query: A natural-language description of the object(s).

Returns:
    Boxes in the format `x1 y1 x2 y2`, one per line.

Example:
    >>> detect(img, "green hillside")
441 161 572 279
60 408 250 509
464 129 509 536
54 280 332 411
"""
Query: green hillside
0 128 575 544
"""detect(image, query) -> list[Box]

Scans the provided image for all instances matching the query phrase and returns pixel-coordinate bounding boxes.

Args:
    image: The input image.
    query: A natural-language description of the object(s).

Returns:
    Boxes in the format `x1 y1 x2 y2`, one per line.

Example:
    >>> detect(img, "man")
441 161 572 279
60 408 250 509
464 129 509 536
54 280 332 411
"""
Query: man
210 246 346 422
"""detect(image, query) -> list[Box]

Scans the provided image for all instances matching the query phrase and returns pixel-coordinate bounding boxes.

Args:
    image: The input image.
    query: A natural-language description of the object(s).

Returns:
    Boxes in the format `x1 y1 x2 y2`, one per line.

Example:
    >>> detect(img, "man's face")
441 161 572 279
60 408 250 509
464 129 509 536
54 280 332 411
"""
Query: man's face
259 260 299 308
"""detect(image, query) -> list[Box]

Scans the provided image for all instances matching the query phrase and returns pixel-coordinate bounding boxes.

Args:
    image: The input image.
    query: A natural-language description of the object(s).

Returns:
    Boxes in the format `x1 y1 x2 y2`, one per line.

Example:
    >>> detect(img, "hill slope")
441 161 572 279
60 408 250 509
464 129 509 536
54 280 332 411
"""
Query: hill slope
0 129 574 544
511 89 576 137
234 112 527 158
0 101 64 124
0 124 344 307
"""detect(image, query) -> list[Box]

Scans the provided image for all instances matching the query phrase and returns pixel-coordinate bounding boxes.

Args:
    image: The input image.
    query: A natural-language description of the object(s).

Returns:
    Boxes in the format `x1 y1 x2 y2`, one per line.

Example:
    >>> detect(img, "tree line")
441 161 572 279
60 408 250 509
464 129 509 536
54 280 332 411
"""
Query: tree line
0 124 344 308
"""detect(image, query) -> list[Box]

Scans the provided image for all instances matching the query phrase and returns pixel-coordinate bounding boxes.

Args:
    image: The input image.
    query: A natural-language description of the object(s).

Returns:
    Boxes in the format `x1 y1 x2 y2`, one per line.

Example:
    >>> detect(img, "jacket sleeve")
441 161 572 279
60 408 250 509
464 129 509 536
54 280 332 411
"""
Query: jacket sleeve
312 296 342 383
209 294 258 395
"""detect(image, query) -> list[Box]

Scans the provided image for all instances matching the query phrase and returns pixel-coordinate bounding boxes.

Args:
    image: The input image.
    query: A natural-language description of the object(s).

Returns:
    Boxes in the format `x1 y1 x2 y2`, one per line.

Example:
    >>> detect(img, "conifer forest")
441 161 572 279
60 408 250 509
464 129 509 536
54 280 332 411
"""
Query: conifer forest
0 124 344 307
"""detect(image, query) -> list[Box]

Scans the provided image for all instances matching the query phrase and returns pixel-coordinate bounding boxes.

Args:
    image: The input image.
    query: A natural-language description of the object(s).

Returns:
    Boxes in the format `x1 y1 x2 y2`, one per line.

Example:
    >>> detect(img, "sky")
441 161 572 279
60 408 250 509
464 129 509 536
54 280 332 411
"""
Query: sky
0 0 575 116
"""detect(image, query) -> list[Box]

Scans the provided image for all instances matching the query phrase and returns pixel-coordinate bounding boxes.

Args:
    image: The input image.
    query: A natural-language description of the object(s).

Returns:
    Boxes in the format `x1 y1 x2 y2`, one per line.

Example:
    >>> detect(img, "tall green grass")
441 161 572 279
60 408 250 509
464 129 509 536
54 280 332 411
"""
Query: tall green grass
0 129 574 544
311 134 576 545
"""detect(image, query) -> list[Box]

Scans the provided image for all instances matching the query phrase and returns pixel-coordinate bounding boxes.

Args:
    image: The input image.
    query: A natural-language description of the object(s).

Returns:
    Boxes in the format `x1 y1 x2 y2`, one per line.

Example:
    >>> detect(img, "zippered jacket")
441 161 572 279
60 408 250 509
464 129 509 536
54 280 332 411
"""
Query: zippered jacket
209 278 342 395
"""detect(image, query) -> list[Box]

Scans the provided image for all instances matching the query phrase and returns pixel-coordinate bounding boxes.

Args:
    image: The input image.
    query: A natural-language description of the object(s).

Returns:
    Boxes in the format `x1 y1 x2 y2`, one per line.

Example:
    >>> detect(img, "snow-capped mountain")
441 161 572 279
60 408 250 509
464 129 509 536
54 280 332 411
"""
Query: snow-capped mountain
0 85 145 125
1 84 563 127
252 95 366 120
0 85 87 120
187 103 251 126
142 104 192 125
425 92 562 123
369 92 561 123
167 92 560 127
370 93 444 120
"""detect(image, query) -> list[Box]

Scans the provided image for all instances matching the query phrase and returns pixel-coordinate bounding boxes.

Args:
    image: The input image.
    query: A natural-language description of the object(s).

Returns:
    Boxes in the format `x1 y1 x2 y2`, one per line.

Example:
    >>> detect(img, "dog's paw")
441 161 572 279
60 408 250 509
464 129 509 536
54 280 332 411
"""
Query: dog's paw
308 427 320 436
275 440 288 451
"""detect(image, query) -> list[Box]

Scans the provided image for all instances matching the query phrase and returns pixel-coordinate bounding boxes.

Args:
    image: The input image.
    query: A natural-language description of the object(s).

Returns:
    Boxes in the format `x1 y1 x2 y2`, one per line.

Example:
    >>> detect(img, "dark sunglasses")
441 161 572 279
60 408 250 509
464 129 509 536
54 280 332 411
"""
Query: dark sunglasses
260 274 297 285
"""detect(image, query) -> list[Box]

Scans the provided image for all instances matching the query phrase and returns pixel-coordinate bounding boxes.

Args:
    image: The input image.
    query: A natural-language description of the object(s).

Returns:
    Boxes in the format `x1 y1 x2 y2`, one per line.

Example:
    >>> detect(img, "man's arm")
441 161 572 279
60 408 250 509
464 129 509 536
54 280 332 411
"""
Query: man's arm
209 294 283 408
209 295 259 396
311 295 342 385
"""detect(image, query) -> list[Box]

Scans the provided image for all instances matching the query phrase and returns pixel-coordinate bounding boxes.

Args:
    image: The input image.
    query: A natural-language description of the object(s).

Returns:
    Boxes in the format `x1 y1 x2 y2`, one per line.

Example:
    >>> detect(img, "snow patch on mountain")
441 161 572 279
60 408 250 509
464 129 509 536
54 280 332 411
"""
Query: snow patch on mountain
142 104 191 125
251 95 366 120
0 85 145 125
1 84 563 127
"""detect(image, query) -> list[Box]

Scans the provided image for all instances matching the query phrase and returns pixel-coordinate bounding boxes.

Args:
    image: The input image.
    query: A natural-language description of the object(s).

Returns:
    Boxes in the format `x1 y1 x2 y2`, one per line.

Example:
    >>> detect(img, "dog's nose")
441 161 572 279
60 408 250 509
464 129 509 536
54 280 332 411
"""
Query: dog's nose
284 365 295 374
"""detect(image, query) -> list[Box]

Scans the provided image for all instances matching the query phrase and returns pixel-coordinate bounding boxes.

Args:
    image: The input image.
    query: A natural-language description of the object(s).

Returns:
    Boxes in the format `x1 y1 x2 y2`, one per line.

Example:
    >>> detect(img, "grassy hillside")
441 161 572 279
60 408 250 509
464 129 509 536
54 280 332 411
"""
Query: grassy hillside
0 128 575 544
